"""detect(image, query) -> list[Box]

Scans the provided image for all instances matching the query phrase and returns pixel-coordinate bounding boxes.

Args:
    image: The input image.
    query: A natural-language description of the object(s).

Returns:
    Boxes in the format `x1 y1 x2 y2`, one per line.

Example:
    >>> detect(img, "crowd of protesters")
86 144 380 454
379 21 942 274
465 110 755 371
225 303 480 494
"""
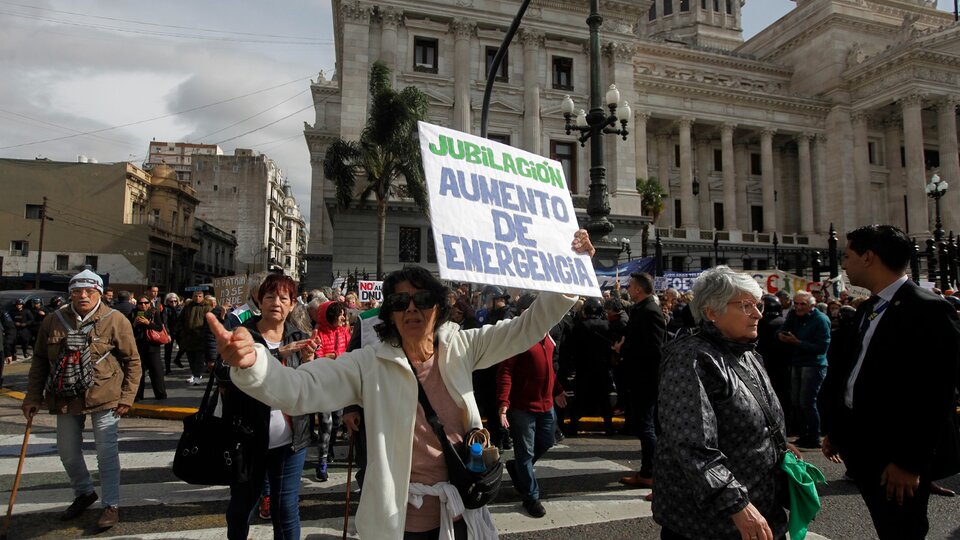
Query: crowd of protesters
12 224 960 538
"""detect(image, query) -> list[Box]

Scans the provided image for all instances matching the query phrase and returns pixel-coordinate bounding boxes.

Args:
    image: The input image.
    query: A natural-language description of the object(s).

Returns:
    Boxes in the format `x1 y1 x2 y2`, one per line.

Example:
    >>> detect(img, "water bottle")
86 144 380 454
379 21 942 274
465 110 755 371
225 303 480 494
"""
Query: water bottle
466 442 486 473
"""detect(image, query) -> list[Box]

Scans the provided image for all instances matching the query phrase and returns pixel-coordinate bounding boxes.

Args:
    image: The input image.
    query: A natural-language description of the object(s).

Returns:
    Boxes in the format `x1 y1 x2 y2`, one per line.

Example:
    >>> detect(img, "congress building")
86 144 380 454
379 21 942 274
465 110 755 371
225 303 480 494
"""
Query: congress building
303 0 960 286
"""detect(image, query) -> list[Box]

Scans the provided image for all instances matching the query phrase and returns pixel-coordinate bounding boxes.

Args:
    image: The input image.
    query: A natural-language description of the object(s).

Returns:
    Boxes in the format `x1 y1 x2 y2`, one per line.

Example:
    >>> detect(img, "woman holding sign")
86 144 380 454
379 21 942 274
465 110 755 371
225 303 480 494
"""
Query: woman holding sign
207 230 594 539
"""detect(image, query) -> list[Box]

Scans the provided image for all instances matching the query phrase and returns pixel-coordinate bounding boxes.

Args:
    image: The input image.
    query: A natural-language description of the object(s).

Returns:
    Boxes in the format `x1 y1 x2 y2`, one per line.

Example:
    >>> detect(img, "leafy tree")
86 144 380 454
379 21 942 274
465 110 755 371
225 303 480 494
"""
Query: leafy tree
636 177 666 257
323 60 430 276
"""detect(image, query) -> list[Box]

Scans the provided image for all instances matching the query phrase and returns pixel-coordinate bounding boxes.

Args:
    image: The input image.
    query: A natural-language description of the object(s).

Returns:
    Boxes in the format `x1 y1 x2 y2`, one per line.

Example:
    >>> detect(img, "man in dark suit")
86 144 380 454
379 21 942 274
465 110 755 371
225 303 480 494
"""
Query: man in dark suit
614 272 666 492
820 224 960 539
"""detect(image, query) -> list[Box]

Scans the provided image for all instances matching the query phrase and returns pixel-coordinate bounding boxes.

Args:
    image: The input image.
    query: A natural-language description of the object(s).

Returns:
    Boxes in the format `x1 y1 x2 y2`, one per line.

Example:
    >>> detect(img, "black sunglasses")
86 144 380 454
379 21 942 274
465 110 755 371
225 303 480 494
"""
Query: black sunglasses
137 301 150 305
384 291 439 312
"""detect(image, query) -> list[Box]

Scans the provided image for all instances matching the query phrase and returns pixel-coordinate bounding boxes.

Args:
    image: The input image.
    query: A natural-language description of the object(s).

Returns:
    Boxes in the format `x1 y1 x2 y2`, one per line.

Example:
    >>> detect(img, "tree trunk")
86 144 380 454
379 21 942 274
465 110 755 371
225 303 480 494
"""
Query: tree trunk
376 199 387 277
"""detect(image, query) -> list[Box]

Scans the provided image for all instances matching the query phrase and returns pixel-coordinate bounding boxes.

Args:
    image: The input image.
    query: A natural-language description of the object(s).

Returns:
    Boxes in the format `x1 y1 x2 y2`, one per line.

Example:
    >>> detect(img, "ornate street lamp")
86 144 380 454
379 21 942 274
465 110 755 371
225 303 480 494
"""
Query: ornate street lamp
558 0 630 248
611 237 632 262
926 172 948 243
692 177 700 197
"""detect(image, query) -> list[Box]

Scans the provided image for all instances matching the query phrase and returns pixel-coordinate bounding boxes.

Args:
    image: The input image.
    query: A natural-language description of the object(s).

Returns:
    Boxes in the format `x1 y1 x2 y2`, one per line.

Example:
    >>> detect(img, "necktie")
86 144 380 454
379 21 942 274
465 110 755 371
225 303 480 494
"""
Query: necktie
857 295 881 335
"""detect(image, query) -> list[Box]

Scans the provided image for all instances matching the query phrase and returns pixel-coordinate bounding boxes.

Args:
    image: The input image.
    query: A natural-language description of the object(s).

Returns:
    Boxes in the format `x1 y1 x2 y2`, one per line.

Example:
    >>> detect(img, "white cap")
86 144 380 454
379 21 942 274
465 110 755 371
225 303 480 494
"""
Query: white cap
69 269 103 293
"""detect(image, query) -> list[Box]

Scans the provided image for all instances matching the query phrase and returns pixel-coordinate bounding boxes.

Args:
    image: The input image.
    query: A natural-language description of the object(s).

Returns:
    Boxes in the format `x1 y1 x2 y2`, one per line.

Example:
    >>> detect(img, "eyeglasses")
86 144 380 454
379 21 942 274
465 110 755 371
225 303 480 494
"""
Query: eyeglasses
137 301 150 305
384 291 439 312
727 300 764 315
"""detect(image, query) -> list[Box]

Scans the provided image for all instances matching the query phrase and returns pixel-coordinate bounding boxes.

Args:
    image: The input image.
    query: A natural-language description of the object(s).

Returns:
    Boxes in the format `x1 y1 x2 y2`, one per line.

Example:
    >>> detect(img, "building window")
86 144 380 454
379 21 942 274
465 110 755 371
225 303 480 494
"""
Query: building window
552 56 573 90
488 133 511 146
726 0 733 13
674 199 682 228
751 205 764 232
213 184 218 192
649 3 656 20
85 255 98 271
414 37 439 73
714 0 720 11
674 145 681 167
714 202 724 230
701 0 707 8
868 140 884 166
399 227 421 263
10 240 27 256
25 204 42 219
663 0 674 15
680 0 690 12
427 228 438 264
550 141 577 193
56 254 69 271
485 47 508 82
750 153 762 175
714 149 723 171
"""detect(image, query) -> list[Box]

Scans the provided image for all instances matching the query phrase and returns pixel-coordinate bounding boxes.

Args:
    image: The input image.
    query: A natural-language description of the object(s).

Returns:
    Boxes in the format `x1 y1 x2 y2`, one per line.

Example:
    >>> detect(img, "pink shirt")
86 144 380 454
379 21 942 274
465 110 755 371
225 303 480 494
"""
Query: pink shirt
405 355 465 533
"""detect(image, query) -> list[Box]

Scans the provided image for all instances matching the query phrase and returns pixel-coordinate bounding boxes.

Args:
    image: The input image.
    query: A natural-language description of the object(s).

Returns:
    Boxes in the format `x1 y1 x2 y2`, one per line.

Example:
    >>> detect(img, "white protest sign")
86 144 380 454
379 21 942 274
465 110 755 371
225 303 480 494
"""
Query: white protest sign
358 280 383 304
418 122 600 297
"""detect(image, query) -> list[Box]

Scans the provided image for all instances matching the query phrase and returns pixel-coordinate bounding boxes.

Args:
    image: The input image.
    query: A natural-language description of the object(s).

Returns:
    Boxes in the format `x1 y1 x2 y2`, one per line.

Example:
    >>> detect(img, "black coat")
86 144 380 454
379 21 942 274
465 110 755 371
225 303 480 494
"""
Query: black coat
621 296 666 394
820 280 960 480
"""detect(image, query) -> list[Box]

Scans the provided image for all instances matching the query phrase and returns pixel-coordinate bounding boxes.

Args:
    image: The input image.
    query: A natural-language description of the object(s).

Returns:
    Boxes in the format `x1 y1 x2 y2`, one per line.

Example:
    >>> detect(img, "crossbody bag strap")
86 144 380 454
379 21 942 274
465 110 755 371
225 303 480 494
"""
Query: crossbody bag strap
196 358 222 420
406 359 449 442
727 356 788 455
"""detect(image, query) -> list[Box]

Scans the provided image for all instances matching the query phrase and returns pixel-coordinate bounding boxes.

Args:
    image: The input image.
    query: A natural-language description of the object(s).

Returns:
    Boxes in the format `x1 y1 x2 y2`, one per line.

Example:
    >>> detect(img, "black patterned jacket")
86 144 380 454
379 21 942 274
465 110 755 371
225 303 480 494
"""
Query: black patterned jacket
653 323 787 540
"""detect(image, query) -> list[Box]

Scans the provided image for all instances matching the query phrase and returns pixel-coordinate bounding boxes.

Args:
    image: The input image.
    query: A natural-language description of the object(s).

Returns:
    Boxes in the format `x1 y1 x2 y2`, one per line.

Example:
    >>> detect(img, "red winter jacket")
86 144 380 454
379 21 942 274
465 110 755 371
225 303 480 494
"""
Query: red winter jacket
315 301 351 358
496 334 563 413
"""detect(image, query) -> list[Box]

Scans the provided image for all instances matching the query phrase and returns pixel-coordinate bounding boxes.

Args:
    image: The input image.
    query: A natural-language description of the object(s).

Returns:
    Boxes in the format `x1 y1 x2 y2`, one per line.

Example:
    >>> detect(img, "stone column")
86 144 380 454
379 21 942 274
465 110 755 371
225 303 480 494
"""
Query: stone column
851 111 872 225
735 142 750 232
797 133 815 235
450 19 476 133
519 29 544 154
813 134 828 233
605 42 638 200
338 2 372 141
697 137 713 228
678 118 697 228
901 93 929 236
657 133 673 227
635 112 650 183
721 123 737 232
884 118 905 230
937 96 960 234
379 7 402 84
760 128 777 233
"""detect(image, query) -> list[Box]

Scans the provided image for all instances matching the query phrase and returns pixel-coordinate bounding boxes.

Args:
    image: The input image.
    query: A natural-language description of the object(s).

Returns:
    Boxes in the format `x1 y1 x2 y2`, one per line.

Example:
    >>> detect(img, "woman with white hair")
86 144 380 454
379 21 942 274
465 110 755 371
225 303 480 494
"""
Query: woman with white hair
653 266 799 540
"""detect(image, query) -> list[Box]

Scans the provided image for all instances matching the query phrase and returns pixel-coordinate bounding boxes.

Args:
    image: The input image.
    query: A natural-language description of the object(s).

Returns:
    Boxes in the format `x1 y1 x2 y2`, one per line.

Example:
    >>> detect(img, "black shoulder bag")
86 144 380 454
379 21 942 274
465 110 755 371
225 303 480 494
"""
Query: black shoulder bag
172 365 254 485
407 360 503 509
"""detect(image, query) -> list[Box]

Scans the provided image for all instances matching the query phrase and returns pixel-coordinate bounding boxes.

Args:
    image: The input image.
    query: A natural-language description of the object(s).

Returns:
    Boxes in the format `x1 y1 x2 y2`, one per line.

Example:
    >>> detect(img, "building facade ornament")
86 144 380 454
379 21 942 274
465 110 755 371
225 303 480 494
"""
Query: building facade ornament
604 41 636 62
517 28 545 48
340 0 372 22
380 6 403 28
449 18 476 39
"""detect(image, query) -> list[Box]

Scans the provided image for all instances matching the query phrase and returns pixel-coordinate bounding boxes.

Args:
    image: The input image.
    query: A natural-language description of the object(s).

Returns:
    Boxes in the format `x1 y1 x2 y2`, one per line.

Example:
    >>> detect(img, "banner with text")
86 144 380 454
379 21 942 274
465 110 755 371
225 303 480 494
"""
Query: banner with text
655 271 703 292
213 275 248 308
418 122 600 297
595 258 656 290
358 280 383 304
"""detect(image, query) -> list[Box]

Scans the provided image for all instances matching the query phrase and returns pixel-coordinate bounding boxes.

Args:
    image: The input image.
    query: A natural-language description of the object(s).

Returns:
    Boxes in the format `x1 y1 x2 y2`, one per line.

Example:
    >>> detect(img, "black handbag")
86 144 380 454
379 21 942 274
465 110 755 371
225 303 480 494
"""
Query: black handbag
408 360 503 509
172 368 253 485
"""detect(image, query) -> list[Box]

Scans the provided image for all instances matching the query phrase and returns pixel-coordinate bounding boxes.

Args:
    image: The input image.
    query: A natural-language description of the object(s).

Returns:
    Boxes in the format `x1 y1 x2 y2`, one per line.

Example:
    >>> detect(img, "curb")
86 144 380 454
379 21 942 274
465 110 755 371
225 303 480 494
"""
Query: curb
1 387 195 421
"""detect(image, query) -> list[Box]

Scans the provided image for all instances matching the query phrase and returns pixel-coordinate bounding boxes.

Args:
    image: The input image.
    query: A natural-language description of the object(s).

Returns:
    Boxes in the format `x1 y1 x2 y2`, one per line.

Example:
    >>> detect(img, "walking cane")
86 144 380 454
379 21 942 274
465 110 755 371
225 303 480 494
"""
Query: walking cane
342 431 356 540
1 415 33 540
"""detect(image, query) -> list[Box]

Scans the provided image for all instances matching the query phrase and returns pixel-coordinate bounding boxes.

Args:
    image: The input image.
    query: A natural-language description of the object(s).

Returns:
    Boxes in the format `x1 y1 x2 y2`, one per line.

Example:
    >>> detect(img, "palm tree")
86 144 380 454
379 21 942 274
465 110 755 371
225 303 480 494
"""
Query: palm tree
636 177 665 258
323 60 430 277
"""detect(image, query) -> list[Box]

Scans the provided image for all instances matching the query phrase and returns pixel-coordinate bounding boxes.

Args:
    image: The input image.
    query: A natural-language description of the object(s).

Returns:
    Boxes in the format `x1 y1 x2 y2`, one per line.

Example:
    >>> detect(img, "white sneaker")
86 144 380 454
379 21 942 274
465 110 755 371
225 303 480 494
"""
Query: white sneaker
192 376 203 386
185 376 195 384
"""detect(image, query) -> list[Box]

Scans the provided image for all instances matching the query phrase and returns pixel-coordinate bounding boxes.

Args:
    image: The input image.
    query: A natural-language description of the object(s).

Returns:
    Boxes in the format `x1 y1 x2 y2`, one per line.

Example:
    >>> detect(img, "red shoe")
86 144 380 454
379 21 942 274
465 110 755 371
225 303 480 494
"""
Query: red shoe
258 496 271 519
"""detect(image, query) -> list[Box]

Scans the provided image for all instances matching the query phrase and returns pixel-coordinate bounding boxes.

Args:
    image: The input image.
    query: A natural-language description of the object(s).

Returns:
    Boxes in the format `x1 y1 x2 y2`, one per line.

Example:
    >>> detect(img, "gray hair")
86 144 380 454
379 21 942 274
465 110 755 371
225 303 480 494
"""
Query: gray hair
794 290 814 304
306 297 325 322
164 292 180 303
689 266 763 324
288 303 313 334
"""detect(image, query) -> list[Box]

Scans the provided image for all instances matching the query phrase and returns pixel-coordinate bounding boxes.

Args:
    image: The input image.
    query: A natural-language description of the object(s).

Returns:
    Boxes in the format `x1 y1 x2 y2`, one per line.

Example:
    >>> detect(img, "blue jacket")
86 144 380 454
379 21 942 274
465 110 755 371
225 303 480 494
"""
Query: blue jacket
779 309 831 367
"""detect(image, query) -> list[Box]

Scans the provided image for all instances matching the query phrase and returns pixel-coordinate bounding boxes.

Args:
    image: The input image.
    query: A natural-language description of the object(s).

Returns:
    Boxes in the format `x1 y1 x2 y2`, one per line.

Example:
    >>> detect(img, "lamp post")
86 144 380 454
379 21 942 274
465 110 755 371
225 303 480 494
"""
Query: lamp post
560 0 630 248
926 172 948 243
612 237 632 263
654 229 664 276
772 232 780 270
713 231 719 266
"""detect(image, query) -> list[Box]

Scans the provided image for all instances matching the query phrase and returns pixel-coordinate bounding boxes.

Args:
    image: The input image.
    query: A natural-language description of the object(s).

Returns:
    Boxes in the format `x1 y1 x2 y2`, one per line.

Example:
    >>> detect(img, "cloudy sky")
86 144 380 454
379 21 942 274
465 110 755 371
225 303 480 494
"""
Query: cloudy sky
2 1 955 225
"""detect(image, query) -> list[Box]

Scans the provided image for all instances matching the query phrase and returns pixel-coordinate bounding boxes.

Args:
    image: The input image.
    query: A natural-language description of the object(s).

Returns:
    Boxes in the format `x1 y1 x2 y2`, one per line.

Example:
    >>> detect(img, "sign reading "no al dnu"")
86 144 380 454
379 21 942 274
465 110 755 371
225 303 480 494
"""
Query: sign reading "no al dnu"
418 122 599 298
358 280 383 304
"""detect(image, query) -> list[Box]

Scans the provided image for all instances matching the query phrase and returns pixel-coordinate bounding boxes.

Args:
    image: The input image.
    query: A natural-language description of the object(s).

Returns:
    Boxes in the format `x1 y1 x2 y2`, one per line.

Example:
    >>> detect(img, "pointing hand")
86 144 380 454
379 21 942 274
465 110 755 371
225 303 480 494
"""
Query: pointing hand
206 312 257 369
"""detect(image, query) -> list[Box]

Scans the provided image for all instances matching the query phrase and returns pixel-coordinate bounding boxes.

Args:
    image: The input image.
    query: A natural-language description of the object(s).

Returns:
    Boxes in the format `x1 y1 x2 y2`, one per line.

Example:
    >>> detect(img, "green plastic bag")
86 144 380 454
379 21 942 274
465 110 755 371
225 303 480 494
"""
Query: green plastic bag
780 452 826 540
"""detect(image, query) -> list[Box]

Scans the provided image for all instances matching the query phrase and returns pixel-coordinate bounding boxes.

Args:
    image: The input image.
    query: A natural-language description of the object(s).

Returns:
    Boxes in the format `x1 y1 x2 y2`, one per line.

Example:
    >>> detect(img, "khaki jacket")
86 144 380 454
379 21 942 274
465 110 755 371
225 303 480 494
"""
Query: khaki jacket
24 302 141 415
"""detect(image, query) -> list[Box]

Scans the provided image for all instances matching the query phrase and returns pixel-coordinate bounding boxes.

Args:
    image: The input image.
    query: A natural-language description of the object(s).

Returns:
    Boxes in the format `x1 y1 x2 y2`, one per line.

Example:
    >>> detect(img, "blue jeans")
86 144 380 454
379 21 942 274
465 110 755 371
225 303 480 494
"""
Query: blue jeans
56 410 121 507
791 365 827 442
227 446 306 540
507 408 556 501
